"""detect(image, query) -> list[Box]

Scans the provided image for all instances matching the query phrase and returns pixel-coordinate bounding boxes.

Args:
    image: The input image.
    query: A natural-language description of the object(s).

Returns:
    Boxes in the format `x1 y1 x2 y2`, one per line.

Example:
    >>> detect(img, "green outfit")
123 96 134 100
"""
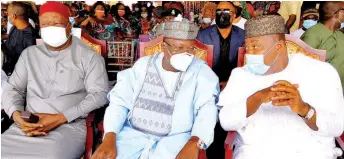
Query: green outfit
301 23 344 92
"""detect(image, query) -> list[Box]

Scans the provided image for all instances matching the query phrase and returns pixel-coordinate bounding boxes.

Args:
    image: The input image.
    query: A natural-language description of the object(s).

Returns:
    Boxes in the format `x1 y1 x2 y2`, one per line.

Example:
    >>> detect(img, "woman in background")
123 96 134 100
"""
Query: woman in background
113 3 135 40
80 1 116 41
140 5 153 35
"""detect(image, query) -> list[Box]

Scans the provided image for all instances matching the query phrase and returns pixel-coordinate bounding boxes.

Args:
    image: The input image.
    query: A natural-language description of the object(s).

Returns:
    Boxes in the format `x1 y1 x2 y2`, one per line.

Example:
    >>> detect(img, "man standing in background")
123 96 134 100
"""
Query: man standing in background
3 2 35 76
278 1 303 32
290 8 319 38
301 1 344 95
196 2 245 158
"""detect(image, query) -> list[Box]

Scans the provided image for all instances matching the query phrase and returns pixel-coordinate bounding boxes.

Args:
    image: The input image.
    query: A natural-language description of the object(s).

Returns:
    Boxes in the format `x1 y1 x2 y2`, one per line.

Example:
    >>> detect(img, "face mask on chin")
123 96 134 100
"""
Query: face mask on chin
166 49 194 72
41 23 71 47
243 41 281 75
216 13 231 29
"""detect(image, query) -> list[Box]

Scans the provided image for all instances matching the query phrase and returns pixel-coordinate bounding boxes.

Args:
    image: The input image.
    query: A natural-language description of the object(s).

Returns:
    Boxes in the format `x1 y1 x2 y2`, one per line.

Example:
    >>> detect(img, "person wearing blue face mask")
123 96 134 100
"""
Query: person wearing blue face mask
302 1 344 95
218 15 344 159
290 8 319 38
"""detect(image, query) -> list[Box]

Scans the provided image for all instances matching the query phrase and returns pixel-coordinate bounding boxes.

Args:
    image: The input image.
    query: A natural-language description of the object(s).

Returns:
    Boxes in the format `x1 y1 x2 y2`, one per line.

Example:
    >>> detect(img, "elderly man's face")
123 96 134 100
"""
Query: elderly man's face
245 35 283 66
163 38 195 56
39 12 72 36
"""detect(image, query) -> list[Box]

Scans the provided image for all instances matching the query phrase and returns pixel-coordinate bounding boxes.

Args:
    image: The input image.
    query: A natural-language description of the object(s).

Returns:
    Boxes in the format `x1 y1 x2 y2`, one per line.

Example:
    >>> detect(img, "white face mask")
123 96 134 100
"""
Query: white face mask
202 18 212 24
168 52 194 71
141 13 148 18
41 25 70 47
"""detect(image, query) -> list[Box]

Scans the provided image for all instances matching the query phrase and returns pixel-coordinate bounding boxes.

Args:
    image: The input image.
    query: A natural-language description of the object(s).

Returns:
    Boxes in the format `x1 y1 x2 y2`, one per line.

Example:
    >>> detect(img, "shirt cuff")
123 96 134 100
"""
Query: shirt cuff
6 105 24 118
63 106 81 123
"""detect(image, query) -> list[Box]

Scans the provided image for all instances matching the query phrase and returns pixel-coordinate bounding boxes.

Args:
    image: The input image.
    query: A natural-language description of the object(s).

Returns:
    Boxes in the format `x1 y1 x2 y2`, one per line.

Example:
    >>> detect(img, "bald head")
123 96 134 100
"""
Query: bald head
8 2 28 20
319 1 344 21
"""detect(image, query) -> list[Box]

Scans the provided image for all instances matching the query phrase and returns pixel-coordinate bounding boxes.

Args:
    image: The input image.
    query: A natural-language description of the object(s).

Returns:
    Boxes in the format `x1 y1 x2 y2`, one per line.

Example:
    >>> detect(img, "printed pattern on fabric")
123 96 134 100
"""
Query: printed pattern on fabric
129 54 183 136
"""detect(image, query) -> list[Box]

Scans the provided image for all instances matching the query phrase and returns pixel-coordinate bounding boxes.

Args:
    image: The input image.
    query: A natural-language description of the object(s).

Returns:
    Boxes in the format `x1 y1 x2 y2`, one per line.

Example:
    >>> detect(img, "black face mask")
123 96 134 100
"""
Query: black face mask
216 13 231 29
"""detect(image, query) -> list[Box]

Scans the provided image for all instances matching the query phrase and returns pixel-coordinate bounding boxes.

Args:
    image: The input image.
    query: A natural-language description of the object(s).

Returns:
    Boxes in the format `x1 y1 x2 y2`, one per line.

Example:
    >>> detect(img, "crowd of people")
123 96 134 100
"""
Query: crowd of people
1 1 344 159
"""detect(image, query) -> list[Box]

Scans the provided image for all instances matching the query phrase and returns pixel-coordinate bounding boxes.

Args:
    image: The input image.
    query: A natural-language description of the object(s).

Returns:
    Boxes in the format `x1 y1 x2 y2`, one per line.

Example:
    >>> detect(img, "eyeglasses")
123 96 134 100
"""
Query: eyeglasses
216 9 234 15
164 42 195 54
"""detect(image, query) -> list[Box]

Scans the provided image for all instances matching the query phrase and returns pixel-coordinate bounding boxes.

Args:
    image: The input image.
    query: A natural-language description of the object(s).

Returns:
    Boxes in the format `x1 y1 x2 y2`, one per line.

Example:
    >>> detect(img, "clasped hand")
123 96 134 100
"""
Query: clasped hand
13 111 67 137
259 80 309 116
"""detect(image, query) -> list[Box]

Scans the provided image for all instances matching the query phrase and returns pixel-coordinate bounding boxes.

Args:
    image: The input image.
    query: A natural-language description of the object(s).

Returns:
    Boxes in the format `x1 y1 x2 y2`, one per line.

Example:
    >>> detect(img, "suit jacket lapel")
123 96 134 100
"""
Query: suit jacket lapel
229 27 240 61
210 26 221 67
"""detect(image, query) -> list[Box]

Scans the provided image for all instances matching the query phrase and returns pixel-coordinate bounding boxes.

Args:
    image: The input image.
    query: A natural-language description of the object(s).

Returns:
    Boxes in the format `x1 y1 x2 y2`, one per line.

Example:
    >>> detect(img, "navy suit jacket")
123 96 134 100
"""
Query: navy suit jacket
196 25 245 70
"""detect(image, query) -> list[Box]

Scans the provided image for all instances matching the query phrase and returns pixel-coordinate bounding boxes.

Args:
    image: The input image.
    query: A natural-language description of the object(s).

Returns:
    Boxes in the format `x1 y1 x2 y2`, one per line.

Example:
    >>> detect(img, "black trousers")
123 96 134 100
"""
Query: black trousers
206 122 227 159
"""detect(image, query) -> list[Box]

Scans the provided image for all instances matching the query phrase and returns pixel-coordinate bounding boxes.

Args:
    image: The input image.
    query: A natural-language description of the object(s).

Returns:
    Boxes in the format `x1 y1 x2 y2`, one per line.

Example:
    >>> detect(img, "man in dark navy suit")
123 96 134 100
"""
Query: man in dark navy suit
196 2 245 158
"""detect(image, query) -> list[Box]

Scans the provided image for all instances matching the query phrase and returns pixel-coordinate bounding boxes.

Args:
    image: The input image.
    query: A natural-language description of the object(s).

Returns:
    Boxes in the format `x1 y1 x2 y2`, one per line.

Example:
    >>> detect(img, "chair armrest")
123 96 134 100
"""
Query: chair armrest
336 134 344 150
85 111 96 159
84 106 108 159
1 109 13 134
199 150 206 159
225 131 236 159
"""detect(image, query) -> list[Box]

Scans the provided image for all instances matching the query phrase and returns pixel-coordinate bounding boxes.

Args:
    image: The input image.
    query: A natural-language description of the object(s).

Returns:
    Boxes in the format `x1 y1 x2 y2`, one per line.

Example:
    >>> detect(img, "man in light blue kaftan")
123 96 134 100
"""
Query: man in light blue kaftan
92 19 220 159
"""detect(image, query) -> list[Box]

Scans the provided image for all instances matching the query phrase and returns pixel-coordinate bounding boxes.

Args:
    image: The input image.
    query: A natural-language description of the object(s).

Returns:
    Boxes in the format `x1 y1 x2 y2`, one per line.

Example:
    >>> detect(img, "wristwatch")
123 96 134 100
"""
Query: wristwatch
197 139 205 150
305 106 315 120
300 103 315 120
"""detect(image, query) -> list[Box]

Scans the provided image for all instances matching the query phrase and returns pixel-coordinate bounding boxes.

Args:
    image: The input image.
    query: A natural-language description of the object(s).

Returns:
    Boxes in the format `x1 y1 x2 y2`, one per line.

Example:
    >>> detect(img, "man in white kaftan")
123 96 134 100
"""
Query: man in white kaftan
218 15 344 159
92 20 219 159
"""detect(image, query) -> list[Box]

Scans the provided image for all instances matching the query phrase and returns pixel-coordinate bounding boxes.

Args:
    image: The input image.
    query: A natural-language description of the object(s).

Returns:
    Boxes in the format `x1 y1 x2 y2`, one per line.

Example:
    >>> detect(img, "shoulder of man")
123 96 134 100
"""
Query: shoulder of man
198 25 216 35
232 25 246 38
292 53 338 77
302 23 323 36
72 37 104 58
189 57 218 81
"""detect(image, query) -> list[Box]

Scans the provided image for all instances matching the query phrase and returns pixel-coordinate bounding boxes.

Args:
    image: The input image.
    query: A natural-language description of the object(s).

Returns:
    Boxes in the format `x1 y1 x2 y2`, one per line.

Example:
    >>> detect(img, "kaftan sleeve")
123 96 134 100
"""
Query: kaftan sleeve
103 56 148 135
2 50 28 118
103 69 133 135
190 64 219 148
63 53 109 122
218 68 256 131
309 64 344 137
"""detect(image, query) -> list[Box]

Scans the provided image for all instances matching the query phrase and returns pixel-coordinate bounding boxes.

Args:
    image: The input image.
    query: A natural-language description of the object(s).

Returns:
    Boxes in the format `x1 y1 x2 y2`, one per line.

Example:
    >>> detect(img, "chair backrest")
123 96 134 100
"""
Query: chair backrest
81 31 107 58
107 40 136 80
138 34 151 43
139 35 164 58
237 34 327 67
138 35 214 67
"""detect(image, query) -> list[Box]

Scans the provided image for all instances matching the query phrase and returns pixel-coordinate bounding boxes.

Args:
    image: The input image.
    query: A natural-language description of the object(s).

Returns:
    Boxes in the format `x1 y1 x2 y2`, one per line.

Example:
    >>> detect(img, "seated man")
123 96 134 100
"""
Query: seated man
1 2 109 159
92 20 219 159
218 15 344 159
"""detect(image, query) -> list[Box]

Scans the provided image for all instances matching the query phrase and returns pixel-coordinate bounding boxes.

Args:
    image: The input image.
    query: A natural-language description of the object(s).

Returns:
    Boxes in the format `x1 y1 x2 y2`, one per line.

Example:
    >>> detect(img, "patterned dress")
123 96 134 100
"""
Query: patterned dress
114 17 134 40
88 19 117 41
